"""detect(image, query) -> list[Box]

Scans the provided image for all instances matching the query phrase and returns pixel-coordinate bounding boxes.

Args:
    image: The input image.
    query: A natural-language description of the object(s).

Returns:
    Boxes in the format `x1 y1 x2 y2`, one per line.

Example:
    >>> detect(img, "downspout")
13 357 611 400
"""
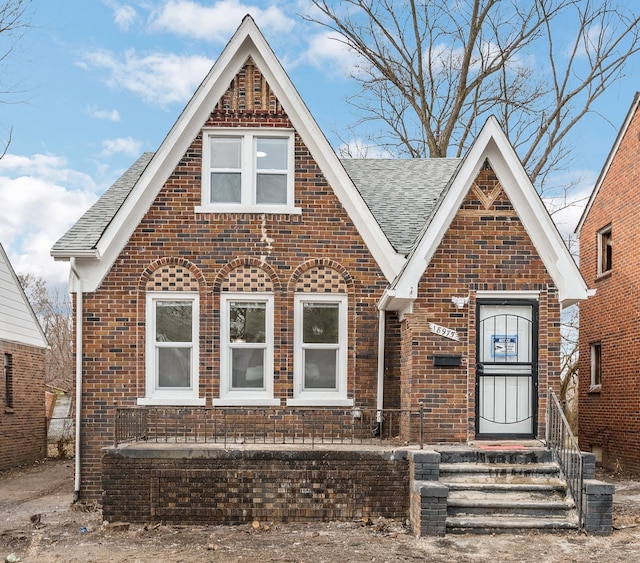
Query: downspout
70 258 82 503
375 308 385 433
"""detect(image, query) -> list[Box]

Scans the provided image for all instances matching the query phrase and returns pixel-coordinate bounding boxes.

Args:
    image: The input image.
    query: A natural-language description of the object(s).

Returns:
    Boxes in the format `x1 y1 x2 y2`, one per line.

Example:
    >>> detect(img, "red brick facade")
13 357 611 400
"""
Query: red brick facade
578 100 640 472
0 340 46 471
399 167 561 442
70 56 568 502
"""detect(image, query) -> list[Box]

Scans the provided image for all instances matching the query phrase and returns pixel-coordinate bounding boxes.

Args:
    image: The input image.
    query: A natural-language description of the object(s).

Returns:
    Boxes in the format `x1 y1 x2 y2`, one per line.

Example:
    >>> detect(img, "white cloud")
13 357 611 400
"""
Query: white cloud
101 136 143 157
115 5 137 31
149 0 295 42
77 49 212 107
301 32 359 78
338 139 393 159
0 154 100 284
87 105 121 122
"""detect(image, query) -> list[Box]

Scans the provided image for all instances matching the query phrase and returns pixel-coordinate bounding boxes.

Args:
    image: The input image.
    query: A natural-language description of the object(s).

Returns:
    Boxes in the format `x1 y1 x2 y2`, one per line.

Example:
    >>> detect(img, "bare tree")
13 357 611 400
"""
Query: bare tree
305 0 640 194
0 0 32 155
18 273 74 392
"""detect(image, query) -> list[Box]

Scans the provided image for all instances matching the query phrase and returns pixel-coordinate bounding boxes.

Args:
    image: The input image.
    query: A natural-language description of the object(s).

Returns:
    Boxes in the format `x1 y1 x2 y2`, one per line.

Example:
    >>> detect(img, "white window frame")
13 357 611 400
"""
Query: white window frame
196 128 300 214
138 292 204 406
288 293 352 407
597 224 612 277
215 292 279 406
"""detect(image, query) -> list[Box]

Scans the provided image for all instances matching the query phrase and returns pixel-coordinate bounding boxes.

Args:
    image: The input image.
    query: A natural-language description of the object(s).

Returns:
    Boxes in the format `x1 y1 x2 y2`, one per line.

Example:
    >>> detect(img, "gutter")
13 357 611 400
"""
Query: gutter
70 258 83 503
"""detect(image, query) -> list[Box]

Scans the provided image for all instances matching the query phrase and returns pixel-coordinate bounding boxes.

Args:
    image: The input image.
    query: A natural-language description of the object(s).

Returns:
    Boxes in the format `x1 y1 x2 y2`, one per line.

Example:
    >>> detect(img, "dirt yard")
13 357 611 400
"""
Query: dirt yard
1 459 639 562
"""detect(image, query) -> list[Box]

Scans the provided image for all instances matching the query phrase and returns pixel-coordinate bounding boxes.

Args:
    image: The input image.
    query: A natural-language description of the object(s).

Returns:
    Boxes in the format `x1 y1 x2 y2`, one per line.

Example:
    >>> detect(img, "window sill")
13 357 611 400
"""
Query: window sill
588 385 602 394
137 397 206 407
595 270 612 282
213 398 281 407
286 398 354 407
195 205 302 215
4 407 14 414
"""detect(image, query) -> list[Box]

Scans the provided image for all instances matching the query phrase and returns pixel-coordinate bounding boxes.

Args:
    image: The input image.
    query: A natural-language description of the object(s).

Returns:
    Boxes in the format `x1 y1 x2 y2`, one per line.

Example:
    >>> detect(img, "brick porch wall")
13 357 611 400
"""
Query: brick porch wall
102 447 410 523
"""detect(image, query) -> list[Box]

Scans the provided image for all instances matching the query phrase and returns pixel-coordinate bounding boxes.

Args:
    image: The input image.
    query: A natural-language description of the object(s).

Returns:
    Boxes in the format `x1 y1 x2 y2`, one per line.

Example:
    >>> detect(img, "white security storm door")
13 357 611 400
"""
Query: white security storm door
476 301 538 437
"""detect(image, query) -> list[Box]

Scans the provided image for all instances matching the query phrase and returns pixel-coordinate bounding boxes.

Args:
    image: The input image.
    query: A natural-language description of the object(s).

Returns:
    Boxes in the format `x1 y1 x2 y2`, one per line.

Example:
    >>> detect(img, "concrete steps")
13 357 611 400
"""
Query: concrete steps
436 447 579 533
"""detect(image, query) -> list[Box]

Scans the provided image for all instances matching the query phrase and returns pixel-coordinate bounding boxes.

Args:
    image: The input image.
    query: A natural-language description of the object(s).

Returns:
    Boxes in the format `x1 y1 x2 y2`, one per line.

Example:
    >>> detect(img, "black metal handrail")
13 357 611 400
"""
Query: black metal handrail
546 388 583 526
114 406 425 449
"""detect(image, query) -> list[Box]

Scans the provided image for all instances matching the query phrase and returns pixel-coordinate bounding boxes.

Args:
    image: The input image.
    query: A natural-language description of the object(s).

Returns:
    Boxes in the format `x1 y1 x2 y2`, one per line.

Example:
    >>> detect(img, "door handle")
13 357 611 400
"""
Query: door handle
476 363 484 375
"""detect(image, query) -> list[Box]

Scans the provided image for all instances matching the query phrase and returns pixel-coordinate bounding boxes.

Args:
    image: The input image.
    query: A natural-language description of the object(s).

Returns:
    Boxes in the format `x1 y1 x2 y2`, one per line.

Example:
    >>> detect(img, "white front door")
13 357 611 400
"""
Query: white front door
476 301 537 437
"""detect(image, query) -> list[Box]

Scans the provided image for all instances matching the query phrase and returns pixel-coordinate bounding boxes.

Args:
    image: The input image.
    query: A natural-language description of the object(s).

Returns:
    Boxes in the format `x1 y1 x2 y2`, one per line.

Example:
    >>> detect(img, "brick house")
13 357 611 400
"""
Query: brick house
52 16 589 507
0 242 48 471
576 93 640 473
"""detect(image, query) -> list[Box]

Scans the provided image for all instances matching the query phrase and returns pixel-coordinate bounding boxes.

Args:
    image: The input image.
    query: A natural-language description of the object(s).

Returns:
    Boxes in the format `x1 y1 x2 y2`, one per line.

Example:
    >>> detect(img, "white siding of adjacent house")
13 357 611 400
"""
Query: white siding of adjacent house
0 243 48 349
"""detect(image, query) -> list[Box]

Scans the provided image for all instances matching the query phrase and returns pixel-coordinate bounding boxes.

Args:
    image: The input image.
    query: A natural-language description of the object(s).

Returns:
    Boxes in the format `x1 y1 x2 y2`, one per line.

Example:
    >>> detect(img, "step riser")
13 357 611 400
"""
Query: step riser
438 449 553 465
448 506 573 518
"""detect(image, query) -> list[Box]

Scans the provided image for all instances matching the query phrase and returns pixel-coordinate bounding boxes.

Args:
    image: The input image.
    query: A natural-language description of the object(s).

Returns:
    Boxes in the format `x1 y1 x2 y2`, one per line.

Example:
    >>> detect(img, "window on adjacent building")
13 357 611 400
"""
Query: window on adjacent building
4 353 13 408
198 130 296 212
139 292 203 406
597 225 612 276
217 293 277 405
590 342 602 389
289 294 351 406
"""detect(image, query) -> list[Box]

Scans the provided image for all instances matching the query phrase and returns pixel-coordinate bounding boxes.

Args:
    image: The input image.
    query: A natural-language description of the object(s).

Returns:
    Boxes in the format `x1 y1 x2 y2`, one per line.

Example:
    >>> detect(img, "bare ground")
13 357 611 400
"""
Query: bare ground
1 459 639 562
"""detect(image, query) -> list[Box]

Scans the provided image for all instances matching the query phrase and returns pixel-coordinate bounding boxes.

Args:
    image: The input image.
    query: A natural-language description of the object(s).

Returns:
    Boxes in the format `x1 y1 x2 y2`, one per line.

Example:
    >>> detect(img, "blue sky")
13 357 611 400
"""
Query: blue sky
0 0 638 287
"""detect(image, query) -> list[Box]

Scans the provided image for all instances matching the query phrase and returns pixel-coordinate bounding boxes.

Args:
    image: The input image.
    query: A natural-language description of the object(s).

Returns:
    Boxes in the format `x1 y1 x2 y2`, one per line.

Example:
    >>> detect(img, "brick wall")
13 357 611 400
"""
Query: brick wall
578 103 640 472
76 60 389 500
399 165 561 442
102 447 409 523
0 340 46 471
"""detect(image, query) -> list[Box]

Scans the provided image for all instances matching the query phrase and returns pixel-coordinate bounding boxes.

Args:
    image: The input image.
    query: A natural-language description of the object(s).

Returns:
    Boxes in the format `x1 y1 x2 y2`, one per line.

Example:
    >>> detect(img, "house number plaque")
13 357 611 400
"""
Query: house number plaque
429 322 459 341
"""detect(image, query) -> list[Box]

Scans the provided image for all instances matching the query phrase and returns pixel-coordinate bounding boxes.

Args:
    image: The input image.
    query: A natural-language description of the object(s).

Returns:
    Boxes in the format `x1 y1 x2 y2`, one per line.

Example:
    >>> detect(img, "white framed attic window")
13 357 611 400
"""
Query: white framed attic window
288 293 352 407
196 129 300 214
215 293 279 406
138 292 205 406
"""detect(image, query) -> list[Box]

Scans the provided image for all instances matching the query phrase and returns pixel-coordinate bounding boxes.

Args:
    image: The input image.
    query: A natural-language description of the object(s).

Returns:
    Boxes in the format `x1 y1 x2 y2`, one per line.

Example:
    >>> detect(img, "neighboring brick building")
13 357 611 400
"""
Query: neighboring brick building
0 242 48 471
52 16 589 504
576 93 640 473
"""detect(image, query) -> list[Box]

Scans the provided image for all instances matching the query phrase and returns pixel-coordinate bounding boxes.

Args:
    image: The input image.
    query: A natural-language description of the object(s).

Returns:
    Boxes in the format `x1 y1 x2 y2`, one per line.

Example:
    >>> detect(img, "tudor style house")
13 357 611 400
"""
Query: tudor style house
52 16 590 506
0 242 48 471
576 93 640 473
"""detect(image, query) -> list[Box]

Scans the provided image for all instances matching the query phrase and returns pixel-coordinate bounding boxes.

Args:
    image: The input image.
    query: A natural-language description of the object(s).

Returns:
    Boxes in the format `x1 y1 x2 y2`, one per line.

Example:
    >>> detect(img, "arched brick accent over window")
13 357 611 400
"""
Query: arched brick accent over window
138 257 206 292
289 259 353 294
213 257 280 293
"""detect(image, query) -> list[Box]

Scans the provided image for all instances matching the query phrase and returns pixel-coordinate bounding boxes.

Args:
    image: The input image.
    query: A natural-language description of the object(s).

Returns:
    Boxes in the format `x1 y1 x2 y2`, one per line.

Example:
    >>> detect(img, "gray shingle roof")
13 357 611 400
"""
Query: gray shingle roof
52 153 461 257
341 158 461 254
51 153 154 255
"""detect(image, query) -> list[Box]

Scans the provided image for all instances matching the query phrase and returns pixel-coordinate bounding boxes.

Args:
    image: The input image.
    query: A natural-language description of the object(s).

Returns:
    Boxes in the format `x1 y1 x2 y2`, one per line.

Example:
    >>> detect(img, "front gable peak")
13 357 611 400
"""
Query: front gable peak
381 117 590 311
52 15 402 292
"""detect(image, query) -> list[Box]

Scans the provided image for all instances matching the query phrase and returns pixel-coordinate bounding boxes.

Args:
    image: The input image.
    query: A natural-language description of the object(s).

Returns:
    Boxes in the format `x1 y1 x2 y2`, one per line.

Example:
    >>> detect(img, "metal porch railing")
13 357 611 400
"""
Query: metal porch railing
546 388 584 527
114 406 425 449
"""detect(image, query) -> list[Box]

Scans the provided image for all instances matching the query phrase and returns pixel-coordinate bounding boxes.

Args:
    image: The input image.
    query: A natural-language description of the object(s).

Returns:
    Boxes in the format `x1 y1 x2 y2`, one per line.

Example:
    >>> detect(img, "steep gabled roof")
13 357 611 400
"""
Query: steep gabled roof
575 92 640 235
51 15 404 292
380 117 591 311
0 242 48 349
341 158 461 254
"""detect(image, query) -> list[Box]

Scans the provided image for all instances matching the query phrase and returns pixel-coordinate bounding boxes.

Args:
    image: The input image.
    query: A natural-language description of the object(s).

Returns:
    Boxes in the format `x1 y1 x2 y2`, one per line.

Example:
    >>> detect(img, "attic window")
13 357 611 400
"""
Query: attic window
197 129 299 214
597 225 612 277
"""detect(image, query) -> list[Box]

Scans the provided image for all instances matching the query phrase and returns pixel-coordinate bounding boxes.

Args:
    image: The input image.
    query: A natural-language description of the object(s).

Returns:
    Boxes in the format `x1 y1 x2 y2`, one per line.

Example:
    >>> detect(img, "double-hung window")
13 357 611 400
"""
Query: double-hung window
217 293 277 405
198 129 298 213
289 294 351 406
139 292 204 406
